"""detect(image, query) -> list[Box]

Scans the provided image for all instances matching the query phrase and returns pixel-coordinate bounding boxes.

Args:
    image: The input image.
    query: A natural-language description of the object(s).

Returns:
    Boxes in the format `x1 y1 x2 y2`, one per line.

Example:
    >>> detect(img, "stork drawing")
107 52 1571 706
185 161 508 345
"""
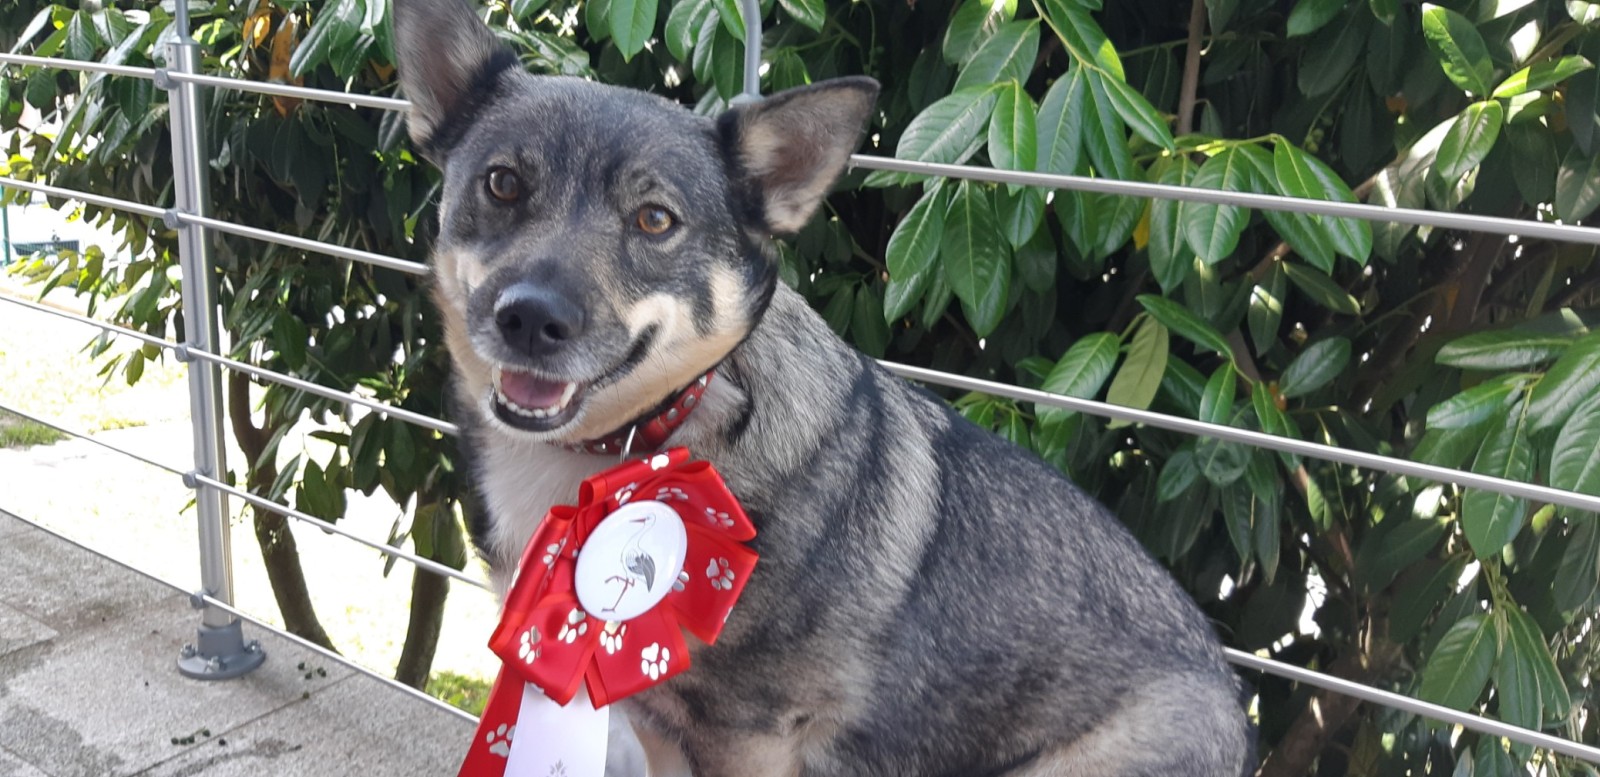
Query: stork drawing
604 514 658 613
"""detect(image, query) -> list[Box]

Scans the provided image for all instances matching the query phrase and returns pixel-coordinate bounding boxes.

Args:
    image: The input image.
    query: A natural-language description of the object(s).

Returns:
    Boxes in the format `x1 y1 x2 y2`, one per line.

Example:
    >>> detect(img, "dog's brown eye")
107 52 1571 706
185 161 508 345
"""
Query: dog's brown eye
486 167 521 202
636 206 675 235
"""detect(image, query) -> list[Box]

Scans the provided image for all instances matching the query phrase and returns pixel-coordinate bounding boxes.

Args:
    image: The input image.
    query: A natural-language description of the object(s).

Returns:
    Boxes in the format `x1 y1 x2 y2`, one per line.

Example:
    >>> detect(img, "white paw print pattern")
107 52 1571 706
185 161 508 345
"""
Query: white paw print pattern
672 569 689 592
540 537 567 567
655 486 689 502
485 723 515 757
650 454 670 470
640 642 671 681
703 507 735 529
614 482 639 505
706 557 735 591
518 627 541 665
557 608 589 644
599 621 627 654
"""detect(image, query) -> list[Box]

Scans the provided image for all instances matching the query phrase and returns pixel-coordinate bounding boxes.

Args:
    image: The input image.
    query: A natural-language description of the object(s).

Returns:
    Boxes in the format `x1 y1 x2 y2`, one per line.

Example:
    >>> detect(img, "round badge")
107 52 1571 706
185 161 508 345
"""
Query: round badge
574 501 688 622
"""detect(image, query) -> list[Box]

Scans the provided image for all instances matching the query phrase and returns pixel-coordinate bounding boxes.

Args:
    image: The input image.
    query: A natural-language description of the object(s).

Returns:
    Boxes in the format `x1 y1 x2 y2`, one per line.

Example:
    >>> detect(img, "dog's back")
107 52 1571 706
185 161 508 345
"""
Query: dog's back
646 287 1251 776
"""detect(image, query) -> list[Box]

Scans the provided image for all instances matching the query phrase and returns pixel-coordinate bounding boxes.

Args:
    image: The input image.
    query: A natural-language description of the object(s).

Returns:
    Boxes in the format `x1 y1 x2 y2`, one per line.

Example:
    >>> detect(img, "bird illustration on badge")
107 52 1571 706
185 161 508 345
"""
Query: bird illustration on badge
604 514 658 613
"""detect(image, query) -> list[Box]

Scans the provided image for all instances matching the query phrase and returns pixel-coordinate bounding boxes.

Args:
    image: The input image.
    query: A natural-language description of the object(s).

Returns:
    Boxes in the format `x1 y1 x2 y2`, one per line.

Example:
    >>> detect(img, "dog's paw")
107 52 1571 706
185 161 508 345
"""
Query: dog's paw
518 627 542 664
640 642 671 681
705 557 736 591
599 621 627 654
557 608 589 644
485 723 515 757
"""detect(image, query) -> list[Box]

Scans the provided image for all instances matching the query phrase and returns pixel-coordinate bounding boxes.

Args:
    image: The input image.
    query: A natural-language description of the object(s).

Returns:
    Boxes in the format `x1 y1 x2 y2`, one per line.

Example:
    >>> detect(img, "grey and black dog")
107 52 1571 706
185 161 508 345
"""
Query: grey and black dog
394 1 1252 774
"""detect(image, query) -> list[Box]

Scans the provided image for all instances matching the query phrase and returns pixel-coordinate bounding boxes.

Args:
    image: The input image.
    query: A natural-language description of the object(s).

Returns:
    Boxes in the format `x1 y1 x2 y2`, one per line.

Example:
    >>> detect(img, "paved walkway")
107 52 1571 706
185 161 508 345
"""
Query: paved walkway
0 511 475 776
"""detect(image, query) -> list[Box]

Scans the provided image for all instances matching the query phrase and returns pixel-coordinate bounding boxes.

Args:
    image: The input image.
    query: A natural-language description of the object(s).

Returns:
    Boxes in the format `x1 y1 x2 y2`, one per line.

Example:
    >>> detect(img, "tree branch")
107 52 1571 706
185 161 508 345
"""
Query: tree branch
1177 0 1207 136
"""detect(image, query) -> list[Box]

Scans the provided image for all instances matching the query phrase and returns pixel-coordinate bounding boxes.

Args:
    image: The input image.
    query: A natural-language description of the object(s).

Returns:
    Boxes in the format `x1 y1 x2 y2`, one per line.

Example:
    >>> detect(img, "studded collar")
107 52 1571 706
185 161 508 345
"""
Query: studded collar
564 371 714 456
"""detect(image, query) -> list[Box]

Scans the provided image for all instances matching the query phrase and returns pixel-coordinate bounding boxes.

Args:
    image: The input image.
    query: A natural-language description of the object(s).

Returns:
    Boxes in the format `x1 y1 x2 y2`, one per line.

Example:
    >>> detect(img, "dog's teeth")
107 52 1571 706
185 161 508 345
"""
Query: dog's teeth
558 381 578 409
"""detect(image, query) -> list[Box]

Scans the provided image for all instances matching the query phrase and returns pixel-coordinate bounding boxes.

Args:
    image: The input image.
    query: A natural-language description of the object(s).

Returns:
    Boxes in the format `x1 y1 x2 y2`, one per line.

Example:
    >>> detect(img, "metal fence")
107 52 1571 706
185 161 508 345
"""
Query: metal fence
2 1 1600 767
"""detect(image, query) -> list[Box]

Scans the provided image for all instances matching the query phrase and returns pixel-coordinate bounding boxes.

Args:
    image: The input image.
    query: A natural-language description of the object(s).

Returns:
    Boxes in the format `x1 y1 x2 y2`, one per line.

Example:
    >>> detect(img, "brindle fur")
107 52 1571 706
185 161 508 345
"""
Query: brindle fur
393 2 1253 774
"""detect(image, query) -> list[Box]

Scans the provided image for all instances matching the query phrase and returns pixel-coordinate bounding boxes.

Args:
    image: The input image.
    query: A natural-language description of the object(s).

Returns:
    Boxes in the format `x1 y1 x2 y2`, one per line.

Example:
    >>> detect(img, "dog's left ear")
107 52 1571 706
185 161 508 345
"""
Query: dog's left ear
720 77 879 235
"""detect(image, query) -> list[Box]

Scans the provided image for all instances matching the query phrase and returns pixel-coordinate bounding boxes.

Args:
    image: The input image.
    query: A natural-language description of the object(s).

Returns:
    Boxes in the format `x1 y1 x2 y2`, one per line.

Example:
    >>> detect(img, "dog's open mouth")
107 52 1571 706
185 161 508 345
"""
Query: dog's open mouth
491 366 587 432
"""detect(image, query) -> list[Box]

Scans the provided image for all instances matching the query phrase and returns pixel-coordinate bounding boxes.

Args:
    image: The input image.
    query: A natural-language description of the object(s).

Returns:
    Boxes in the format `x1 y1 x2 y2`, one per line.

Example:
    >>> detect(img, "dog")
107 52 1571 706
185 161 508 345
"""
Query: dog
393 1 1252 774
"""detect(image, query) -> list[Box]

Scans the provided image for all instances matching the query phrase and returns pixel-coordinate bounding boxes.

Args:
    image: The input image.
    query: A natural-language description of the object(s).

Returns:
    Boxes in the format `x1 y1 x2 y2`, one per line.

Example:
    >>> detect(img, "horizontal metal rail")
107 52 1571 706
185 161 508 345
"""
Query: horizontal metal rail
162 70 410 111
0 174 167 219
0 403 186 476
193 474 490 591
4 288 1598 520
0 294 178 351
0 52 158 80
181 345 459 436
0 295 455 436
882 362 1600 514
175 213 426 276
0 403 486 591
849 157 1600 246
4 454 1594 759
1226 649 1600 763
0 510 479 726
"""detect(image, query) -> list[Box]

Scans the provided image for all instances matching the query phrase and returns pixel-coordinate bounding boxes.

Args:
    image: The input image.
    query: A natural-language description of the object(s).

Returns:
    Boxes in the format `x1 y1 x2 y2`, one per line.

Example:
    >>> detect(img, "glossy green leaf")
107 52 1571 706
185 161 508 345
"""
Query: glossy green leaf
1556 516 1600 614
988 82 1039 176
1106 317 1169 423
1183 148 1250 265
1149 156 1197 292
1528 331 1600 430
1157 447 1200 502
1556 146 1600 222
64 10 99 61
713 0 746 41
1493 55 1594 97
1200 362 1237 425
665 0 716 61
1035 67 1086 176
1287 0 1343 36
1463 406 1533 557
884 187 949 321
953 20 1039 93
1507 120 1559 206
942 182 1011 338
1248 262 1286 355
1037 0 1124 79
1437 329 1572 369
1269 144 1371 265
291 0 362 77
1039 332 1119 424
894 85 1004 166
1298 7 1366 96
1422 4 1496 96
943 0 1013 65
1426 374 1528 429
1011 220 1055 290
1282 262 1360 315
1418 613 1497 712
1552 392 1600 496
1137 294 1234 358
610 0 659 61
1356 519 1447 593
1436 101 1505 181
1097 69 1174 151
777 0 825 32
1573 1 1600 23
852 285 890 358
1081 75 1133 179
1279 337 1351 398
1499 608 1559 731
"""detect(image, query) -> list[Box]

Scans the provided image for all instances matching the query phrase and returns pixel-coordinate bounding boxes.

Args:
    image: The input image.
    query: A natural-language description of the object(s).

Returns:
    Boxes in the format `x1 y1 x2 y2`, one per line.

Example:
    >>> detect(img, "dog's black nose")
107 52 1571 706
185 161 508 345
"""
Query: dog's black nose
493 282 584 356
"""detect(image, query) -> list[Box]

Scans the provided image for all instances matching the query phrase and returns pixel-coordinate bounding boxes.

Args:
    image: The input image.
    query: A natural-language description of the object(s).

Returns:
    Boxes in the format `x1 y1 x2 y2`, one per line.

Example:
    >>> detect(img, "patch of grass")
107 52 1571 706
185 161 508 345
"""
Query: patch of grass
426 670 492 716
96 416 148 432
0 411 66 449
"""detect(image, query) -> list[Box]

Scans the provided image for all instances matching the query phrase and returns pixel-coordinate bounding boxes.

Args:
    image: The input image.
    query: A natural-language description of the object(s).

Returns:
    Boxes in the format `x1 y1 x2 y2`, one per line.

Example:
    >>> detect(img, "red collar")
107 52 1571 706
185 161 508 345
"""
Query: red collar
565 371 714 456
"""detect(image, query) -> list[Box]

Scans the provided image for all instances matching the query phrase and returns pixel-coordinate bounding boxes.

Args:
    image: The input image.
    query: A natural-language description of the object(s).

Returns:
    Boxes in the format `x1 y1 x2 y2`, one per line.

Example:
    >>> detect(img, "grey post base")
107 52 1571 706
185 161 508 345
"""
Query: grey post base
177 620 266 681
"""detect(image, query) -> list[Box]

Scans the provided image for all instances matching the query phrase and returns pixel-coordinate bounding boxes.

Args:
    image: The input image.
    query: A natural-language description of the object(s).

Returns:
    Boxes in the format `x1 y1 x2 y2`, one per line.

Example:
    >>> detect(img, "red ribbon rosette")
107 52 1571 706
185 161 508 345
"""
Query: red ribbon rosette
459 449 757 776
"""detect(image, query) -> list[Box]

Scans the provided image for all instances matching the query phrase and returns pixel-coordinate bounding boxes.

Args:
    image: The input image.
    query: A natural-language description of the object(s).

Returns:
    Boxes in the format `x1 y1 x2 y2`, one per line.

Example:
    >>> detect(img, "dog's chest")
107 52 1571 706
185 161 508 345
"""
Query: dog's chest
476 436 614 592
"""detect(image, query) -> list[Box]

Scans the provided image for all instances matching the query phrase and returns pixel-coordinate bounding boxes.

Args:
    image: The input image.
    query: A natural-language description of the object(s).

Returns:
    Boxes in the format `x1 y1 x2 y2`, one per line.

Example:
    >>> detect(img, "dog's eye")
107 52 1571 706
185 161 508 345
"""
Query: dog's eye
486 167 521 202
636 206 675 235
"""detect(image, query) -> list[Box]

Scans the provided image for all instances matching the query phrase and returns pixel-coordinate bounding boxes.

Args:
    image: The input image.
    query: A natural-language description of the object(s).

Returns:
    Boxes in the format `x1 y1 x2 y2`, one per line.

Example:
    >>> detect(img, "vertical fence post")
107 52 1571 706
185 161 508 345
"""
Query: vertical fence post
162 3 265 681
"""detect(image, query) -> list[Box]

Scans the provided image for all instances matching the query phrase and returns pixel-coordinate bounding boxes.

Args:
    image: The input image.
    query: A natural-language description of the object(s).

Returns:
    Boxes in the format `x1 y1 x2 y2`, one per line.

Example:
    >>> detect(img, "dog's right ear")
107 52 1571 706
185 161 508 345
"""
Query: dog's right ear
393 0 516 157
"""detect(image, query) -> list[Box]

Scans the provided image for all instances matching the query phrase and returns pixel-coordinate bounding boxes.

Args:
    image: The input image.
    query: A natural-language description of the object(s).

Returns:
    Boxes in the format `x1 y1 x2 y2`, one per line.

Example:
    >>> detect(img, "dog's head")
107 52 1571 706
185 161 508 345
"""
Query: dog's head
393 0 877 444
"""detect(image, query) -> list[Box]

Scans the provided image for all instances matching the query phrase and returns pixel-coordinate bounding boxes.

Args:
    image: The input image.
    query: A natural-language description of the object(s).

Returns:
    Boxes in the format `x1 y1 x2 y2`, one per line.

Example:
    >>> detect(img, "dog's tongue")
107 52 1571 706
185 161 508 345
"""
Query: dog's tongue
499 370 567 410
